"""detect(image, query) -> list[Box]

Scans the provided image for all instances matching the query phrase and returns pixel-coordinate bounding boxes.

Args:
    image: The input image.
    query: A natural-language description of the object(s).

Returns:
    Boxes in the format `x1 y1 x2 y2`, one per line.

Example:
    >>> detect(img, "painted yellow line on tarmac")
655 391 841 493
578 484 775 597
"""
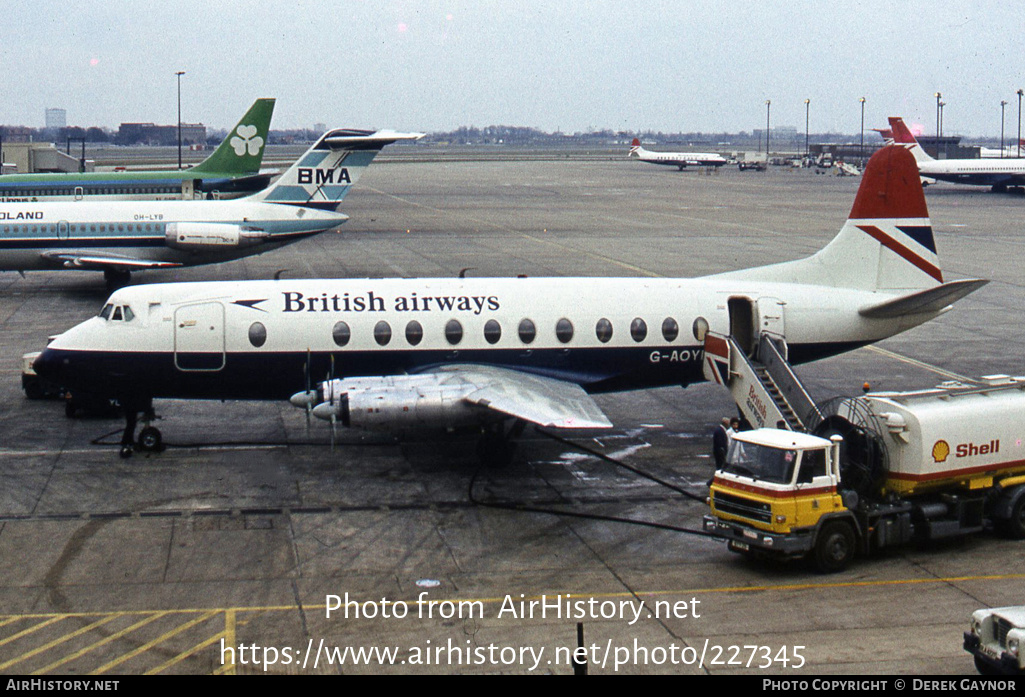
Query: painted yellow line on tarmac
32 612 169 675
0 615 117 672
92 610 219 675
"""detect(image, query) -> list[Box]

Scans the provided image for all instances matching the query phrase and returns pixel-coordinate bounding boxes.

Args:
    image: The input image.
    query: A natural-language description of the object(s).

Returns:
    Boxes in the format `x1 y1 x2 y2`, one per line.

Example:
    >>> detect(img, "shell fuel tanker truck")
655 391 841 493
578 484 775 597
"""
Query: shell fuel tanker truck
703 376 1025 571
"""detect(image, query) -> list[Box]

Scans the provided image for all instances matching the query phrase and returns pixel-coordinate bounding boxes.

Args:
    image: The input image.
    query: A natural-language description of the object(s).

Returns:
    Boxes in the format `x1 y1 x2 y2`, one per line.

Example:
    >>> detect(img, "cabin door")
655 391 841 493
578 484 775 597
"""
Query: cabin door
174 301 226 371
727 296 757 356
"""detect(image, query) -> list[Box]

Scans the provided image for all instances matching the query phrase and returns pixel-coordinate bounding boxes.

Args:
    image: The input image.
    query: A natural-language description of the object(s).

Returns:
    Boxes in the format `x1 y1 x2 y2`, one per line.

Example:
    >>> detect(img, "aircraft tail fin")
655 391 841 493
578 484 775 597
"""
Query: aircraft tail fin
629 138 643 157
714 144 980 295
190 98 276 175
252 128 424 209
888 116 935 163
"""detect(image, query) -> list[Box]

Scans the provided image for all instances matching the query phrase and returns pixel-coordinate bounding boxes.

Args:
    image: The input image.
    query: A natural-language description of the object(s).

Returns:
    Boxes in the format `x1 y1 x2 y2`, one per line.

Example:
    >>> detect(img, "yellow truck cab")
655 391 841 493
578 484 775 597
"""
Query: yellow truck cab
705 429 856 571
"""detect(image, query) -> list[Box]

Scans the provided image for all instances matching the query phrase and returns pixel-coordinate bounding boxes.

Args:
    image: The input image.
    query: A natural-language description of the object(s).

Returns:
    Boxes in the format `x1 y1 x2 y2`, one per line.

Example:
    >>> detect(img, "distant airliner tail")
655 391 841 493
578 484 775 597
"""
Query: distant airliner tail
714 144 983 297
629 138 643 157
252 129 424 209
888 117 935 163
190 98 276 176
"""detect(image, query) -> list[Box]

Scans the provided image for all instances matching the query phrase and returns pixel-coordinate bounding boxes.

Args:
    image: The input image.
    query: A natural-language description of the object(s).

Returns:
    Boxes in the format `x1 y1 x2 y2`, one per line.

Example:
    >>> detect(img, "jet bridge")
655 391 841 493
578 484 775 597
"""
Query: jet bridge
703 331 823 432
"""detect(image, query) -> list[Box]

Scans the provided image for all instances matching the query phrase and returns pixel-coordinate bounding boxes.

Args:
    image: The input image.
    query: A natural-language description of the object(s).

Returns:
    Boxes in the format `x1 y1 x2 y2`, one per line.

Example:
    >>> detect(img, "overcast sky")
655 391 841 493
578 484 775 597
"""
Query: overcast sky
4 1 1023 139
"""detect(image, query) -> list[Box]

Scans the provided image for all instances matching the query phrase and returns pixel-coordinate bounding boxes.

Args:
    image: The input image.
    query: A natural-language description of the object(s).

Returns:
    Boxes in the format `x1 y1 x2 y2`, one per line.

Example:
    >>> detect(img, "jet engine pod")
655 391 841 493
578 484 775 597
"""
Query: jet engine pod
165 222 268 251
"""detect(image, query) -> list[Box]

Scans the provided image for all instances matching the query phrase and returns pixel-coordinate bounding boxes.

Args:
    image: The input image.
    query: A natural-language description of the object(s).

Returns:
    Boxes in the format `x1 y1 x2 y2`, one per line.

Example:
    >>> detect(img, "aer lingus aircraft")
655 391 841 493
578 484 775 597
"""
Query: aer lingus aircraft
0 98 277 202
34 145 986 457
0 127 424 287
629 138 727 170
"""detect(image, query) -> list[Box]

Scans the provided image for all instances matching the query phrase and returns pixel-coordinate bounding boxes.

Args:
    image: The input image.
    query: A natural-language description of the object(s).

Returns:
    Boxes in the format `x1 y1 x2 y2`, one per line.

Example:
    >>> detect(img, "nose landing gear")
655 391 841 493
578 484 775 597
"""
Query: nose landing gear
119 397 163 459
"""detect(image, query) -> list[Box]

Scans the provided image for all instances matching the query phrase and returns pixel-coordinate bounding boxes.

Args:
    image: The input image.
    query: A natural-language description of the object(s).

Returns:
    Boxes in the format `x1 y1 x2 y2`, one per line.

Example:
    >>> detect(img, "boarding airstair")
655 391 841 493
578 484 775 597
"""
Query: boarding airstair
702 331 823 432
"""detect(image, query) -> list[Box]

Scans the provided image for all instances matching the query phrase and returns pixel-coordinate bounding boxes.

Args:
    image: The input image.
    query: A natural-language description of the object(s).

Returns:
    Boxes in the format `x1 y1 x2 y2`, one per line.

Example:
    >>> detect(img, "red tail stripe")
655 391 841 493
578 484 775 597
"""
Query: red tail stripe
856 224 943 282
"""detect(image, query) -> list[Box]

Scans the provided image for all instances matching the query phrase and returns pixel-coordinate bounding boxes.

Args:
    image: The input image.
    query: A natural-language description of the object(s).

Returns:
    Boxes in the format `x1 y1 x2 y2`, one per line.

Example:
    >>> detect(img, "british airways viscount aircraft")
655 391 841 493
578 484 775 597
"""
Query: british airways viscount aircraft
0 128 423 287
34 145 986 457
629 138 727 170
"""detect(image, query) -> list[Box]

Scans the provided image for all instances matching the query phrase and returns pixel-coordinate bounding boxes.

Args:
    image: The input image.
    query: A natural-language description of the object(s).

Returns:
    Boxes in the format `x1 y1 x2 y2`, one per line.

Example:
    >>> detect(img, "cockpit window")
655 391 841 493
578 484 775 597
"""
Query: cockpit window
101 304 136 322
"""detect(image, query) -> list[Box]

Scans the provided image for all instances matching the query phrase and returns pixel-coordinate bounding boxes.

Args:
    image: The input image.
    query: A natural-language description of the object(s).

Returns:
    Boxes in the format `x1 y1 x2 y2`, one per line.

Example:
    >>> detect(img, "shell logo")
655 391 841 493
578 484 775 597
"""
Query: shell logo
932 440 950 463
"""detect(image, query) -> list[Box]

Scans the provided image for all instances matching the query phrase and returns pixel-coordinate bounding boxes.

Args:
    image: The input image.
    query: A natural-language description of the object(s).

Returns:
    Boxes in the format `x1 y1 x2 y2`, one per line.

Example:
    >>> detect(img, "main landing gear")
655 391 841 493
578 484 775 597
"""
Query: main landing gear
104 269 132 291
119 397 163 459
476 420 526 466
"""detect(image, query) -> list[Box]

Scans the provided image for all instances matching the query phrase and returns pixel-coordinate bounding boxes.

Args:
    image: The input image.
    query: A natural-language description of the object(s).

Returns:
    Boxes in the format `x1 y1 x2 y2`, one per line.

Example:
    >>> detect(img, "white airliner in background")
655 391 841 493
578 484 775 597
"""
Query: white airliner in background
34 145 986 457
889 116 1025 191
979 140 1025 158
0 128 423 287
628 138 727 170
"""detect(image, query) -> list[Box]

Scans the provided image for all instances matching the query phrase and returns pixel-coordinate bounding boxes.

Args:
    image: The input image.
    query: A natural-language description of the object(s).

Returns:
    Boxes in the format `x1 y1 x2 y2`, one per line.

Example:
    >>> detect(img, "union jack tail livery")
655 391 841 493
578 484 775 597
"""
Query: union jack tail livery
715 144 985 311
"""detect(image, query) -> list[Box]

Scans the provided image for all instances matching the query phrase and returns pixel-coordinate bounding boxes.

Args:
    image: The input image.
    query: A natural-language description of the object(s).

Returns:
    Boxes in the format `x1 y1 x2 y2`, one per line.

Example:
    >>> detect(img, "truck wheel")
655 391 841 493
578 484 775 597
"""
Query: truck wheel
1000 495 1025 540
812 521 855 573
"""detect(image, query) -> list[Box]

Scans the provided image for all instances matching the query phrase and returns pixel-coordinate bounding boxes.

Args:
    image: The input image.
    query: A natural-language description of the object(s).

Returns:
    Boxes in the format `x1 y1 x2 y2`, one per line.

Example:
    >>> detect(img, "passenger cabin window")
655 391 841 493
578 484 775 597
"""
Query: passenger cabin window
445 319 463 345
483 319 502 344
405 320 423 346
374 321 392 346
518 318 536 344
595 318 613 343
248 322 267 347
662 317 679 342
556 318 574 344
630 318 647 343
332 321 351 347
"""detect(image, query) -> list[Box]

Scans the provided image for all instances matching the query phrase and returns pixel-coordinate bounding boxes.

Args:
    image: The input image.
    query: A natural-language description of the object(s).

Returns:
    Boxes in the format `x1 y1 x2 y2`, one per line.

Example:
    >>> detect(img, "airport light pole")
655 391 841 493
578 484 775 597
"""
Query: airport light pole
939 101 946 158
859 97 866 166
1018 89 1023 157
765 99 771 157
804 99 810 158
1001 100 1008 158
934 92 942 158
176 70 185 170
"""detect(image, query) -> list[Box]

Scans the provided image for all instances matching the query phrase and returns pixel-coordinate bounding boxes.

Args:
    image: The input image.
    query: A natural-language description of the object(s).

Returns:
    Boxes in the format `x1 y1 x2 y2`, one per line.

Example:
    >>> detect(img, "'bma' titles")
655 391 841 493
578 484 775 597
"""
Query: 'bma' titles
281 291 500 315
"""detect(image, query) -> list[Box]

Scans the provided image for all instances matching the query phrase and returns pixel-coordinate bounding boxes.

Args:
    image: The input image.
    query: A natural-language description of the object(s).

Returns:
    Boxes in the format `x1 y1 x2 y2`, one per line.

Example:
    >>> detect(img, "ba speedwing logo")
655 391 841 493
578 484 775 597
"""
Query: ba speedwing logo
230 125 265 157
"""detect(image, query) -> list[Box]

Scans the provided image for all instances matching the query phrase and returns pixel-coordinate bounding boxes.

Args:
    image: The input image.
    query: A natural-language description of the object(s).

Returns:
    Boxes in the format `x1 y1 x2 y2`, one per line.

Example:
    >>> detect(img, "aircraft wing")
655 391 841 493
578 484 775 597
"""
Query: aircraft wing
436 364 614 429
40 251 183 271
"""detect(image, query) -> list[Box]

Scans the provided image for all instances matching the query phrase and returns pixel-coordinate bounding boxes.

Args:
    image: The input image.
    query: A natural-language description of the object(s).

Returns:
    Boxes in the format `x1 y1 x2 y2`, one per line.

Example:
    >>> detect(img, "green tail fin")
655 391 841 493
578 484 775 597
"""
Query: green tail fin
190 98 275 175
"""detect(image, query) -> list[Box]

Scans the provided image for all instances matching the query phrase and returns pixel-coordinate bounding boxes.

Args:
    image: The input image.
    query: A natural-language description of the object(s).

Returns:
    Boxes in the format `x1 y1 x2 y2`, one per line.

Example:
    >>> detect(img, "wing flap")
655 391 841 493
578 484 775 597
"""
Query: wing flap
40 251 183 271
437 364 613 429
858 278 988 318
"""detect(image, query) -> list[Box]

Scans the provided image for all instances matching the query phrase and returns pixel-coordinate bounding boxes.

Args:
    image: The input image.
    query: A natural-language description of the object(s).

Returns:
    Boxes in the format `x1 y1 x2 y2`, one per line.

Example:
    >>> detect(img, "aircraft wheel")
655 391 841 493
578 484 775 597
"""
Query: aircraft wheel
137 426 163 452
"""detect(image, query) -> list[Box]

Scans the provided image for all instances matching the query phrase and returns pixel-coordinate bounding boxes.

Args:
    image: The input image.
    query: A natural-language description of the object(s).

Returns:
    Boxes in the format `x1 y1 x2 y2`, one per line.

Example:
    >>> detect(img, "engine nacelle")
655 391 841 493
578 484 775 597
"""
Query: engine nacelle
309 375 494 431
165 222 268 251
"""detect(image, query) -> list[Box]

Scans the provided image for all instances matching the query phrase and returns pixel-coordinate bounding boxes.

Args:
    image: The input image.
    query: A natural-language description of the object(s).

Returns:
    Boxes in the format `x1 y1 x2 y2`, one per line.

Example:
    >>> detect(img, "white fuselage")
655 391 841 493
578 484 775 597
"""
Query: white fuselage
0 198 346 271
631 145 727 168
37 275 932 402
